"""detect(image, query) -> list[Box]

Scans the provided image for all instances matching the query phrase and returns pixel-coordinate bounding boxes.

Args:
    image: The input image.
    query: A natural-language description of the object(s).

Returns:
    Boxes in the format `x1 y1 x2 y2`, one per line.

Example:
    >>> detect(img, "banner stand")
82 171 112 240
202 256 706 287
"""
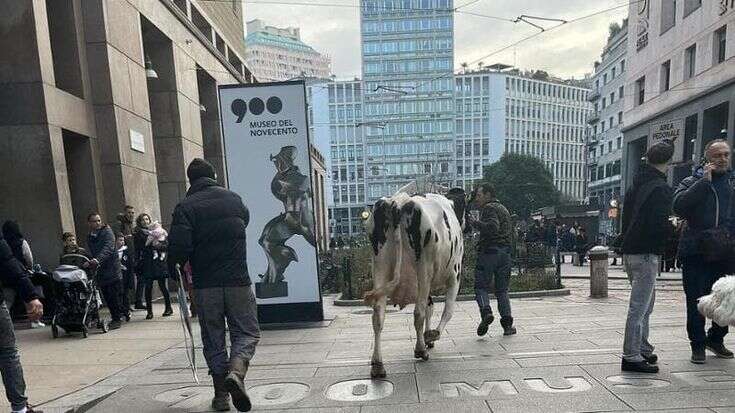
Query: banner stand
218 81 324 324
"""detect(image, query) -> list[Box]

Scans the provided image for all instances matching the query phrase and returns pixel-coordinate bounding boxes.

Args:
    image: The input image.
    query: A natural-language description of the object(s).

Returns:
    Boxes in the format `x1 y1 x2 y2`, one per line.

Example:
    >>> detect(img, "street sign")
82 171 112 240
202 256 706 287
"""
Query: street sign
218 81 323 323
650 118 683 144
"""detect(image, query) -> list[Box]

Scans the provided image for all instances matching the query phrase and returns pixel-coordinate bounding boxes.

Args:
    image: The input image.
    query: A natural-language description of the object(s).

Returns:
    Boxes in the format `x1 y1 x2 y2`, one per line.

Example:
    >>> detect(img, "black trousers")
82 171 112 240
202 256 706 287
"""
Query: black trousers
99 280 124 322
145 279 172 313
681 255 729 348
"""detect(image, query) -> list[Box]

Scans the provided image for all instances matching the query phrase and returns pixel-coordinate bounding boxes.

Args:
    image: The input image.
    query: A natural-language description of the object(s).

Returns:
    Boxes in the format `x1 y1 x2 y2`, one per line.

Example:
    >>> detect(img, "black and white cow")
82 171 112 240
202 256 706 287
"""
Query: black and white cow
364 188 467 378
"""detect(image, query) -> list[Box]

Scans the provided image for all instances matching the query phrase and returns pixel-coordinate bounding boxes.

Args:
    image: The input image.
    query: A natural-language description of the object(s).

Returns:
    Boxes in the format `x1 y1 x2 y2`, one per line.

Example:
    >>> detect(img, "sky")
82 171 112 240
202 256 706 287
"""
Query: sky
243 0 630 81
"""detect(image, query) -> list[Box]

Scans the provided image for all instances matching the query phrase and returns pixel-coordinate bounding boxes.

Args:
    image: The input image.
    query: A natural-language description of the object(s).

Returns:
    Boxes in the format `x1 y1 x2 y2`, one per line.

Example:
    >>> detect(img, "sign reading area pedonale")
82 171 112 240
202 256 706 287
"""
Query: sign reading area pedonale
218 81 323 323
650 118 683 144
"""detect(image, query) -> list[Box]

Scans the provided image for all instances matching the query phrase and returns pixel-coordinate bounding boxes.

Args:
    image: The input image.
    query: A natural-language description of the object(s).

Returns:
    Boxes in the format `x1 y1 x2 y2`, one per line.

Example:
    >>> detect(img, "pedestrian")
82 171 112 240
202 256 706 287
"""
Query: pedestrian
673 139 735 364
85 213 125 329
115 206 144 310
543 220 557 262
575 227 589 265
1 222 44 413
61 232 88 258
115 233 134 320
468 183 517 337
168 158 259 412
2 221 48 329
133 214 172 320
619 141 674 373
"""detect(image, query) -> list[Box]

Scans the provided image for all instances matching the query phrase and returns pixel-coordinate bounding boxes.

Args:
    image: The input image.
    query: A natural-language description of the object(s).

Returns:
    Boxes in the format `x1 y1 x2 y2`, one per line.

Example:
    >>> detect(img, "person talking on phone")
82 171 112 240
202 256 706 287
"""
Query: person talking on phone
673 139 735 364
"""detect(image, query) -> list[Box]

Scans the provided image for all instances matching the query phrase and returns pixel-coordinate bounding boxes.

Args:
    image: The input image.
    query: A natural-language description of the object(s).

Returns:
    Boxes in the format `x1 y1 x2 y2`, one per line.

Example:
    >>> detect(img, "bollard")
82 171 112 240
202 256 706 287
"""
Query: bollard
588 246 609 298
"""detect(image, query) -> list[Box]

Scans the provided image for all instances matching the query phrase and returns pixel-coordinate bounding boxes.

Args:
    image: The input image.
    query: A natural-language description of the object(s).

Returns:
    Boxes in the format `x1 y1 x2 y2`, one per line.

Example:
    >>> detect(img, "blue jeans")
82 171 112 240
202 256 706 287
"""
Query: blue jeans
194 286 260 376
0 301 27 411
474 248 512 318
622 254 657 362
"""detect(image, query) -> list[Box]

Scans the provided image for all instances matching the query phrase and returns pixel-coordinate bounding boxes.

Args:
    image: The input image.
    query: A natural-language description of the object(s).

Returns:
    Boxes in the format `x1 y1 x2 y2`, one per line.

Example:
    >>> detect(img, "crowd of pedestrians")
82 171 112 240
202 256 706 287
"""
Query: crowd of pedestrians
0 158 259 412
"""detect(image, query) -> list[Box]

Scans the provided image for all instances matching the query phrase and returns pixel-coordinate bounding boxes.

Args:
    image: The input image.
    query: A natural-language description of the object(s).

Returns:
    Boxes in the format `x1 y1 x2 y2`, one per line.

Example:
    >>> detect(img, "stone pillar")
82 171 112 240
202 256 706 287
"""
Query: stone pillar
589 246 609 298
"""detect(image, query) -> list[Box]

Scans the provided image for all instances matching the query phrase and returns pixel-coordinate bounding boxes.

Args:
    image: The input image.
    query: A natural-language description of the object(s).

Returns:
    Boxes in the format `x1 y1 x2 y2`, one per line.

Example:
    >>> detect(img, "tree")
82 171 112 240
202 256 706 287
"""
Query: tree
461 62 469 73
481 153 560 219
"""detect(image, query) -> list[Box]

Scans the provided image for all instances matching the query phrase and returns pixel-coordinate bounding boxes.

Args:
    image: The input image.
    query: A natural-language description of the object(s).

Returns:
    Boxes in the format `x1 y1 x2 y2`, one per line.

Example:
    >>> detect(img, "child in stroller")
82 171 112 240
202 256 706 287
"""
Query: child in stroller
51 253 109 338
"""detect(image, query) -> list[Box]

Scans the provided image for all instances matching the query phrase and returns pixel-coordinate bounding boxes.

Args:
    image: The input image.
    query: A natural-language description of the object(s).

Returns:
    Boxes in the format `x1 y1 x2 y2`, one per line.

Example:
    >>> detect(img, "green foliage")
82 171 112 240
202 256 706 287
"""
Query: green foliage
482 153 560 219
318 235 561 300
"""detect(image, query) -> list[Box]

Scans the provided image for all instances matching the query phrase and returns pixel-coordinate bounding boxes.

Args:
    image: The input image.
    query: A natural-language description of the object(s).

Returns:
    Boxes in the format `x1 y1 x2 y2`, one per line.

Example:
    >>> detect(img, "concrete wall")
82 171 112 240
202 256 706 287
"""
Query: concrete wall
0 0 247 268
195 0 246 58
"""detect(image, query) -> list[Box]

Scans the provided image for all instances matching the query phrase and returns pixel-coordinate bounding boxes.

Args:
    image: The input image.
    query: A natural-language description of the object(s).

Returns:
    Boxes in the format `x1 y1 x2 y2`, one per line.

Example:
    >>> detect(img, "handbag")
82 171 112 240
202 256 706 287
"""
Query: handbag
701 186 733 263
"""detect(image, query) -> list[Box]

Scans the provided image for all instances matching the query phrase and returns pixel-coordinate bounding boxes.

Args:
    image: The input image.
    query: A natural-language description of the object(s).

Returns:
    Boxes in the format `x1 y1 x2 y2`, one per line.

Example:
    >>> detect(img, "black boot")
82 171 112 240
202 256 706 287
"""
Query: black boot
162 306 173 317
705 338 734 359
500 316 517 336
476 308 494 337
691 344 706 364
225 357 251 412
211 374 231 411
621 359 659 373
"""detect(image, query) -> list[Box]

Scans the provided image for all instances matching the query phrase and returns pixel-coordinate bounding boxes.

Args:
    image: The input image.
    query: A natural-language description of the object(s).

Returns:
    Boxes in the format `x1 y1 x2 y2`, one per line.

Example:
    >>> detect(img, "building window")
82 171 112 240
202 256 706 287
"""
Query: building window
661 0 677 34
612 67 616 79
610 92 615 104
620 59 626 72
635 76 646 106
602 97 607 109
618 111 623 124
661 60 671 92
684 44 697 80
619 85 624 99
684 0 702 17
715 26 727 65
603 73 608 84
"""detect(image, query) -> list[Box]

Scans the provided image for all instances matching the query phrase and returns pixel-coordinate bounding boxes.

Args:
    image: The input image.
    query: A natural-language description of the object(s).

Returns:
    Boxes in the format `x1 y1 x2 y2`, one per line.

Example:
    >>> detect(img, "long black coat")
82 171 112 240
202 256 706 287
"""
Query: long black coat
168 177 250 289
133 230 168 281
620 164 673 255
0 232 37 304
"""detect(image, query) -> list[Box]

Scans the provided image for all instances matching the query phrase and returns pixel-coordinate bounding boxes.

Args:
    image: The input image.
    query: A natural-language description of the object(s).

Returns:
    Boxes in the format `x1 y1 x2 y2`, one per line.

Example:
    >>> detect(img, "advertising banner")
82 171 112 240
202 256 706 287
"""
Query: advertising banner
218 81 323 323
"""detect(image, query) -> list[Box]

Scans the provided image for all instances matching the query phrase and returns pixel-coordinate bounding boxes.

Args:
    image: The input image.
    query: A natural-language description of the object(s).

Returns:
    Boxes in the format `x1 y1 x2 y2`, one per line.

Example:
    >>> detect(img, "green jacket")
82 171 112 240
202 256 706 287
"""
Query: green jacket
473 198 512 250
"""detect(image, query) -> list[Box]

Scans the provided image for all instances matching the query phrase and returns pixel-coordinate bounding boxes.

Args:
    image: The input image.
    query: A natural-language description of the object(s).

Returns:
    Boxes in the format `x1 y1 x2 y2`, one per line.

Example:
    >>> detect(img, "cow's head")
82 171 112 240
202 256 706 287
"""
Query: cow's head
445 187 468 230
366 197 401 256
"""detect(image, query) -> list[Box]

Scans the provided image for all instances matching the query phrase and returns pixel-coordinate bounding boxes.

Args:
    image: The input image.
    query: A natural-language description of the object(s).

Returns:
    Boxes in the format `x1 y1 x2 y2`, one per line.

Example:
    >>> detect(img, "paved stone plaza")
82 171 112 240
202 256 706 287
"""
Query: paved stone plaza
25 266 735 412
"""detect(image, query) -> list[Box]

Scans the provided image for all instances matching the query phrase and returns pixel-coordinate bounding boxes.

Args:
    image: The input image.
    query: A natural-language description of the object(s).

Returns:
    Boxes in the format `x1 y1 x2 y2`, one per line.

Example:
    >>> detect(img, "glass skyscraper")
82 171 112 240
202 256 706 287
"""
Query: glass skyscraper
361 0 455 202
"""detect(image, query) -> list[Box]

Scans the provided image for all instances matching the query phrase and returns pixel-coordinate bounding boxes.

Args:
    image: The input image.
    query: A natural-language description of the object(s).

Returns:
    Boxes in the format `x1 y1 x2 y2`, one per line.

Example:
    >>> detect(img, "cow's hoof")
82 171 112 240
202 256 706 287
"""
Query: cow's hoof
370 363 386 378
414 350 430 361
424 329 441 345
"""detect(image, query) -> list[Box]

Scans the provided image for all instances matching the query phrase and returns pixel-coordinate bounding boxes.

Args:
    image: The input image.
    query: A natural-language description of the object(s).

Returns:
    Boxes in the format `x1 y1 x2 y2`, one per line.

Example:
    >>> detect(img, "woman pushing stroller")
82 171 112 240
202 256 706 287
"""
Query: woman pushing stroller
133 213 173 320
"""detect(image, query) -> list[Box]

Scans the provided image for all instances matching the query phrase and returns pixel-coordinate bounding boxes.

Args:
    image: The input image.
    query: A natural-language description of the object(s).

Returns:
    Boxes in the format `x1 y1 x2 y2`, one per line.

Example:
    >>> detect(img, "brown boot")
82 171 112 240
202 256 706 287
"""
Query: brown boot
211 374 231 411
225 357 251 412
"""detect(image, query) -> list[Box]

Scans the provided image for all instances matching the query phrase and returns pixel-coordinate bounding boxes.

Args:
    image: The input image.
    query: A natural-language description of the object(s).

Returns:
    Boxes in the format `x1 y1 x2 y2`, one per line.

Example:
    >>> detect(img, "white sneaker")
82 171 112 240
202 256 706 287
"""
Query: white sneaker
31 321 45 329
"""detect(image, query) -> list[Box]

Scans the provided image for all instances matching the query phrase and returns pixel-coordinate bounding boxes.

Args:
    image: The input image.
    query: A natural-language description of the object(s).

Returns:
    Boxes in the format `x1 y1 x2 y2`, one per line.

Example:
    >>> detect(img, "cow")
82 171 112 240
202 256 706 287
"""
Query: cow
364 187 467 378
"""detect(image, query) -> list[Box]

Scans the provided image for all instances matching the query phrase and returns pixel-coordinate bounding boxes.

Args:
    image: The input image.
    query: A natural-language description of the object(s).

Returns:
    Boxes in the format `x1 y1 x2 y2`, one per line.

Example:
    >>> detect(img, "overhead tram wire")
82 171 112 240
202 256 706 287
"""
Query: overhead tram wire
410 0 645 92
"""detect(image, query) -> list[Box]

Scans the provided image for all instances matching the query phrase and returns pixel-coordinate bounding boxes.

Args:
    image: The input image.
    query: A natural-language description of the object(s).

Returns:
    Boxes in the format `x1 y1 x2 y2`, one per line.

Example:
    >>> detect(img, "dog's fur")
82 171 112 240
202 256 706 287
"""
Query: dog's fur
698 275 735 326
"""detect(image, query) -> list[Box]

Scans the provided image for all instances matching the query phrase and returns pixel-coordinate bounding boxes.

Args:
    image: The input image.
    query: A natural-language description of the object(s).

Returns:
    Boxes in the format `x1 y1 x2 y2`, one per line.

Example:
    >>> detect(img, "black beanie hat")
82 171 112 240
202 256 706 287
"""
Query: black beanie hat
187 158 216 182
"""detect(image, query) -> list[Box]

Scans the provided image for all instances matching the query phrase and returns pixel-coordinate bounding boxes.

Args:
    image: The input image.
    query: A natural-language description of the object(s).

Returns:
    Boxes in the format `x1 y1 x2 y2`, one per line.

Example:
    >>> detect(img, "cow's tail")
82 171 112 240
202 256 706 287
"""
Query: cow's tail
364 228 404 307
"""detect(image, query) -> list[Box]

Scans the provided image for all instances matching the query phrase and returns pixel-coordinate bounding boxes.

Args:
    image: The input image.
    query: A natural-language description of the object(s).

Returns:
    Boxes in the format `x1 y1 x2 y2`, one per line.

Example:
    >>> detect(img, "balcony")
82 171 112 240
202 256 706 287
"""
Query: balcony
587 89 601 102
587 112 600 124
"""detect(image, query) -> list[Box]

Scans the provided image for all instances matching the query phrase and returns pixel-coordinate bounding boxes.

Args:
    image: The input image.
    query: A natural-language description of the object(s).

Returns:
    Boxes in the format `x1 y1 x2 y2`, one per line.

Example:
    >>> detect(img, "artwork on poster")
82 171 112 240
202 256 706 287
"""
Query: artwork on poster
218 81 321 309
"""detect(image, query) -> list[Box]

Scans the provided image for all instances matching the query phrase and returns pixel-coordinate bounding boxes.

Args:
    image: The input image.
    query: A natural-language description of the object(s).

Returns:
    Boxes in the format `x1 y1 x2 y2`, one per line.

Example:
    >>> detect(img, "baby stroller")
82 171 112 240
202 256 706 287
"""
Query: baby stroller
51 254 108 338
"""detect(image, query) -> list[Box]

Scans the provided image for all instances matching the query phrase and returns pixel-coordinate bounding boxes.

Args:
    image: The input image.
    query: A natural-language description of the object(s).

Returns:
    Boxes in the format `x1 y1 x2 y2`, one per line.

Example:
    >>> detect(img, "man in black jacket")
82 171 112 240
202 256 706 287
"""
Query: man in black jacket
673 139 735 364
619 141 674 373
168 158 259 412
86 213 124 330
1 228 43 413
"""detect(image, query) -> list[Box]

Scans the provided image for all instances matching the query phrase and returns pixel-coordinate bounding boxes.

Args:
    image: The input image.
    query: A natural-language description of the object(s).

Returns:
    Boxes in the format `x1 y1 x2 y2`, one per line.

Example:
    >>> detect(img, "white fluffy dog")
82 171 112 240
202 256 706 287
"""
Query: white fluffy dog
698 275 735 326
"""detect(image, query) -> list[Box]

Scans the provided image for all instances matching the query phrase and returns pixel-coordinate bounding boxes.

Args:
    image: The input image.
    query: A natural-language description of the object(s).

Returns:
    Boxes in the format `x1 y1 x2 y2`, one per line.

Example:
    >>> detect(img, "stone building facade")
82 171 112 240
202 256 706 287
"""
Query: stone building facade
0 0 254 267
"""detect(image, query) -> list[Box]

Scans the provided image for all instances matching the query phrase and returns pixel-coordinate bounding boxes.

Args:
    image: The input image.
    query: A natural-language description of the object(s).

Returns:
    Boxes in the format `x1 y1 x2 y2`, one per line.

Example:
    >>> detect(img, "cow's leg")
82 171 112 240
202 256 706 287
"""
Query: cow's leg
370 295 387 378
424 295 435 349
413 267 430 361
426 277 460 346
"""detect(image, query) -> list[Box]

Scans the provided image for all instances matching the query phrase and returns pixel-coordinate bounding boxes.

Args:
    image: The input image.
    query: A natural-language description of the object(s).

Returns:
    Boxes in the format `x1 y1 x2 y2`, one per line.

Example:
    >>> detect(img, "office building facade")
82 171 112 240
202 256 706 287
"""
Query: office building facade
244 19 331 82
623 1 735 189
587 21 628 236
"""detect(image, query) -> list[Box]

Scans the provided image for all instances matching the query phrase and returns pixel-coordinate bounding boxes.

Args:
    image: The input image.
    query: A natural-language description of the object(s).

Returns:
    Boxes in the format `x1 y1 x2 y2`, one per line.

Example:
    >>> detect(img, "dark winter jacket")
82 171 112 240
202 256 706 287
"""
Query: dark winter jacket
0 232 38 304
673 168 735 258
168 177 251 289
133 229 168 281
620 164 673 255
87 225 122 287
472 198 512 251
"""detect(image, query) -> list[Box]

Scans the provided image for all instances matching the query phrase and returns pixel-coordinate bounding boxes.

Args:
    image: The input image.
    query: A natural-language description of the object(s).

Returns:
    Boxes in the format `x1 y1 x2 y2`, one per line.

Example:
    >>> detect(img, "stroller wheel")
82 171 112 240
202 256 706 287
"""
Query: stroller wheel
52 324 59 339
82 326 88 338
